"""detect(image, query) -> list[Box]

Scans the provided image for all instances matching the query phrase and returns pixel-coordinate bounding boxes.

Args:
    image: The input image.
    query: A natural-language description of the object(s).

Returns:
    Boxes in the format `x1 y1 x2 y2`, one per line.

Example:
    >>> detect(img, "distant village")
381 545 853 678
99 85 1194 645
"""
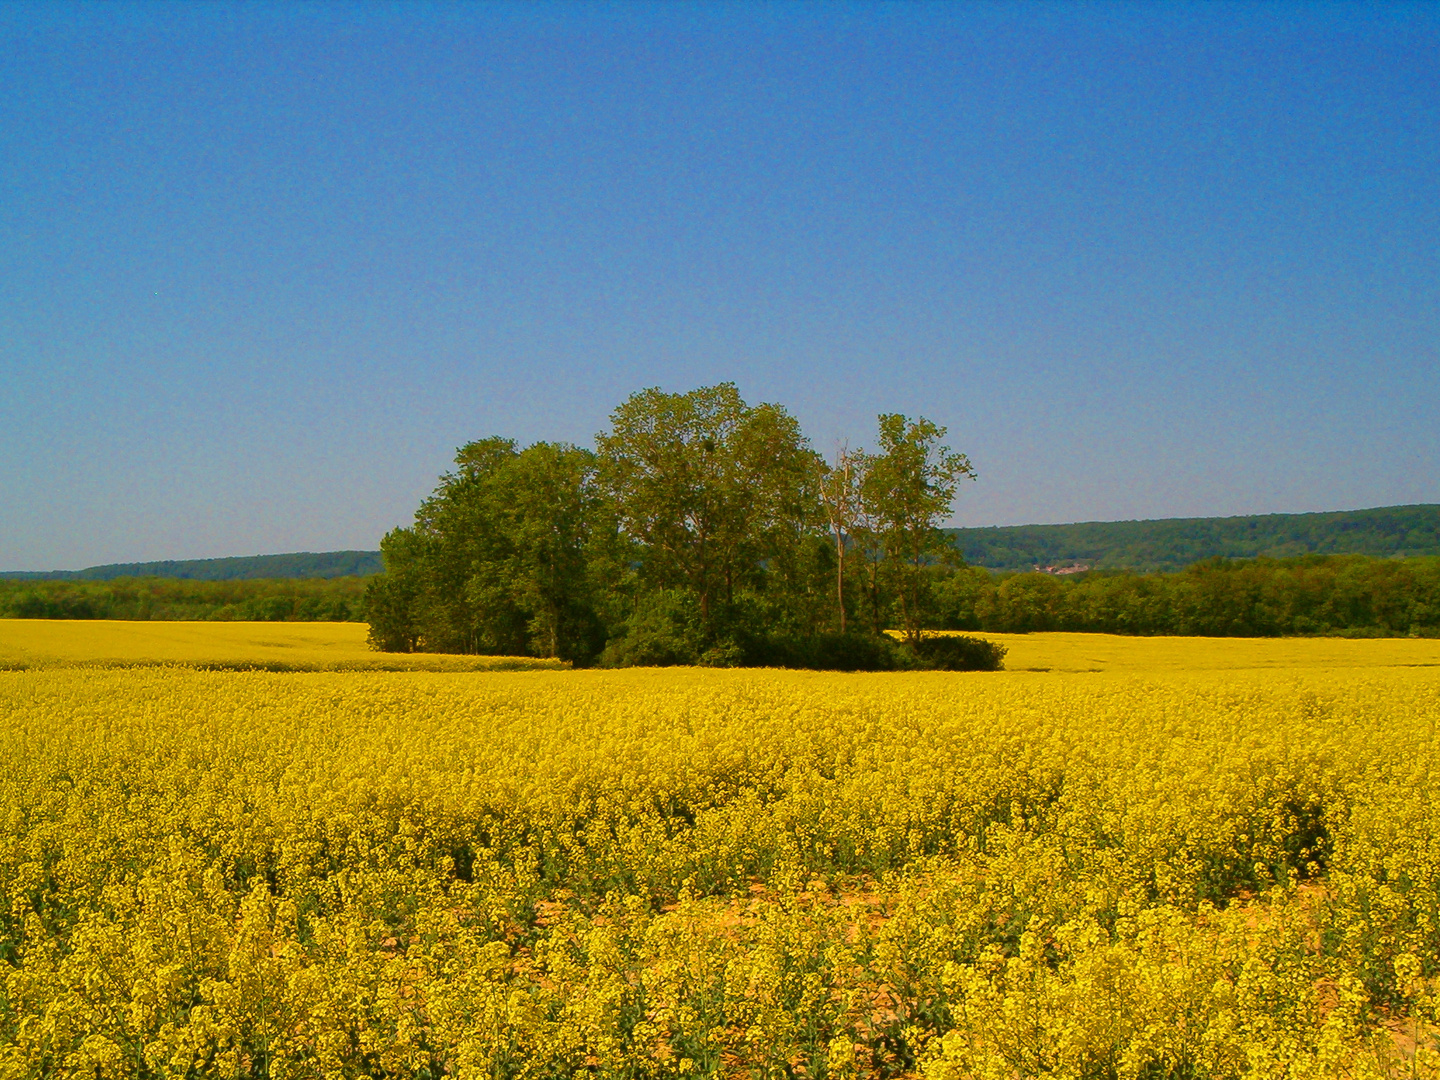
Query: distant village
1034 563 1091 575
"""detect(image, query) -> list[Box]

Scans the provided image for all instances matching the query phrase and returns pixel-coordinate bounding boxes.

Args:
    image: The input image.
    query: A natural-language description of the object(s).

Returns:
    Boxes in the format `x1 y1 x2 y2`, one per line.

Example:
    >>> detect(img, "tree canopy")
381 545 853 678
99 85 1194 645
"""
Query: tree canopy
365 438 604 661
595 384 818 629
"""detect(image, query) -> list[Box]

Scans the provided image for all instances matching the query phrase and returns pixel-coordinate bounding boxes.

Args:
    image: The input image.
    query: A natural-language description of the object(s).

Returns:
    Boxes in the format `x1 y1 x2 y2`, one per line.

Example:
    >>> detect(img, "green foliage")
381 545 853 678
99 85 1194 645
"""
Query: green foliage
815 446 866 634
0 576 366 621
365 439 607 662
935 554 1440 637
365 384 1440 664
744 631 909 671
360 566 421 651
743 632 1005 672
595 383 820 630
907 633 1008 671
858 414 976 644
596 589 708 668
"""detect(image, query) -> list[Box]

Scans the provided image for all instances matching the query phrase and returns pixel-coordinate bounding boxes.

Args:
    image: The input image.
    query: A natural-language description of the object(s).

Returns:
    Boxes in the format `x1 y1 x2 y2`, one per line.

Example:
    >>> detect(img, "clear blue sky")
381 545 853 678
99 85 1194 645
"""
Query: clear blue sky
1 1 1436 571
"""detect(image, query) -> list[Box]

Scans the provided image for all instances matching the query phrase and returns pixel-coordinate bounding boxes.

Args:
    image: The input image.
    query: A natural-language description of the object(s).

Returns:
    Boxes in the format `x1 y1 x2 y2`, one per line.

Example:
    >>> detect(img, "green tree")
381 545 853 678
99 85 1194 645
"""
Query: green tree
364 527 425 651
933 565 996 631
596 383 820 635
365 438 604 661
816 446 865 633
986 572 1065 633
413 436 532 654
497 441 606 662
860 414 976 644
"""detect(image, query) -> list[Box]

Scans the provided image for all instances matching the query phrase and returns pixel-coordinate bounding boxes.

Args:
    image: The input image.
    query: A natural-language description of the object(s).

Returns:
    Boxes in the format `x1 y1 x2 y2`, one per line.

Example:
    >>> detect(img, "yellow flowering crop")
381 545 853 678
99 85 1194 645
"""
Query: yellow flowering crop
0 619 563 672
1 622 1439 1077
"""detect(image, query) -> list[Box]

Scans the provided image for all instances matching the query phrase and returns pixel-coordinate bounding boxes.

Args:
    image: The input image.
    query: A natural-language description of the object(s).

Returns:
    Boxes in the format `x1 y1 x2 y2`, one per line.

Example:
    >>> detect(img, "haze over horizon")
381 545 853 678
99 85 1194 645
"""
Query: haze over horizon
2 2 1436 573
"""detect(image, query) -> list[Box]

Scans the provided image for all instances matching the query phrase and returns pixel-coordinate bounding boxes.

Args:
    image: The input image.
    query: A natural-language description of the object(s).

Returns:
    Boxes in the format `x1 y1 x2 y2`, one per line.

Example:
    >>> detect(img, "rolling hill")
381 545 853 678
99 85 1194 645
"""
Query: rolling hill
0 550 383 582
948 504 1440 573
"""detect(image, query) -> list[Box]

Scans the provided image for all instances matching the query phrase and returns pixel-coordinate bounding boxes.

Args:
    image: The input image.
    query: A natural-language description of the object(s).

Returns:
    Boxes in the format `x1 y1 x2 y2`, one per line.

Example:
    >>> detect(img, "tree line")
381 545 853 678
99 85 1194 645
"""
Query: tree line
365 383 1001 669
934 554 1440 637
0 577 366 622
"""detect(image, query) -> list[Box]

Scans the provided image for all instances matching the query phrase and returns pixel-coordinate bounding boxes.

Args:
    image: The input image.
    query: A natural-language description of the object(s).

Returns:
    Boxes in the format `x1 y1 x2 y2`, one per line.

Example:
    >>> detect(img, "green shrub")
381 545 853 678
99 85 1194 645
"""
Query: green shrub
746 632 909 671
908 634 1007 671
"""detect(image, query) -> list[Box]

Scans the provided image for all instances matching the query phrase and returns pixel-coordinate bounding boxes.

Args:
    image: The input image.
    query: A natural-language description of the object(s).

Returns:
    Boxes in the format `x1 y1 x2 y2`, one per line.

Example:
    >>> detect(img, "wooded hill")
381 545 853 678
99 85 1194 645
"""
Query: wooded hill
0 550 383 582
948 504 1440 572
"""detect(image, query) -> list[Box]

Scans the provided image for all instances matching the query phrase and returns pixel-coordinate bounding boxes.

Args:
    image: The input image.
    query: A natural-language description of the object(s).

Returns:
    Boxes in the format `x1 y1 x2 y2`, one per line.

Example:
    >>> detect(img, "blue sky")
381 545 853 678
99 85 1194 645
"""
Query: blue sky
1 1 1436 570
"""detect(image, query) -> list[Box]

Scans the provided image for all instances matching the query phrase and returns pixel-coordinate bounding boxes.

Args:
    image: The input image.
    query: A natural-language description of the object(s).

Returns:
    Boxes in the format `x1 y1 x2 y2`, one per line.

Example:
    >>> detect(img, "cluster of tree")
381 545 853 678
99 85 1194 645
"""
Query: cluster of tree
366 383 1003 670
0 577 367 622
949 504 1440 573
933 554 1440 637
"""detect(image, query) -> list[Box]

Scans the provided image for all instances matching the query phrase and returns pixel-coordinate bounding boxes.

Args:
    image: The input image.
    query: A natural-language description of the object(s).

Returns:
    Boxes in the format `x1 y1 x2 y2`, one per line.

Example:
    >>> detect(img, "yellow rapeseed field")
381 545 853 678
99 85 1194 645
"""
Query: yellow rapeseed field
0 620 565 673
2 621 1440 1078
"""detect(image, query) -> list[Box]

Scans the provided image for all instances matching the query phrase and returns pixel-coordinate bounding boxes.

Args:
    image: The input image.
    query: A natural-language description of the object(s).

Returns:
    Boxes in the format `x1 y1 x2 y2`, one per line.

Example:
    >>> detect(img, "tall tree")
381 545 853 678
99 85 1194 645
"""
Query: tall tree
816 446 865 633
596 383 819 631
861 414 976 644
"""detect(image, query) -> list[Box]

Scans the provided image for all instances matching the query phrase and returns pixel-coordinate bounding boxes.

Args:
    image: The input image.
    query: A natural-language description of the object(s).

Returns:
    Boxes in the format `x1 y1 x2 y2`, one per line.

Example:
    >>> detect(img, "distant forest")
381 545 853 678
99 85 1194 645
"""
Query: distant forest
950 504 1440 572
0 550 382 582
